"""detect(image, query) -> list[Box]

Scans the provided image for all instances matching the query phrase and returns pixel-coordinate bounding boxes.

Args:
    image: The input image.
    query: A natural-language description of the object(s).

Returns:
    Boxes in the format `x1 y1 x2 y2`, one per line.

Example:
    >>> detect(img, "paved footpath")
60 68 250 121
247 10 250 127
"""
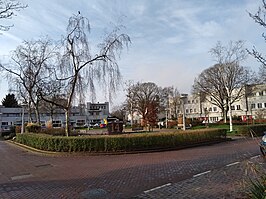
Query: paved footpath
0 137 265 199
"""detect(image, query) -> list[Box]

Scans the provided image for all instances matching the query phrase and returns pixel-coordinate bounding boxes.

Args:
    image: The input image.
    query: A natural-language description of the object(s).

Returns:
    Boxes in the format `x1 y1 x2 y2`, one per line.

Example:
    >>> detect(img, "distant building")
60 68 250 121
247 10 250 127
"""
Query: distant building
181 83 266 123
86 102 109 125
0 102 110 132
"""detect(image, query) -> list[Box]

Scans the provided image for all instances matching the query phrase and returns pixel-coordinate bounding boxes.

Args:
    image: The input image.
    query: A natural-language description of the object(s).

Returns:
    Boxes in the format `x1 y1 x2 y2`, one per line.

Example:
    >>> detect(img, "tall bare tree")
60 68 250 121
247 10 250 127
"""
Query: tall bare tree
193 41 252 131
248 0 266 83
39 13 130 136
162 86 180 119
0 38 57 123
110 104 127 122
0 0 27 31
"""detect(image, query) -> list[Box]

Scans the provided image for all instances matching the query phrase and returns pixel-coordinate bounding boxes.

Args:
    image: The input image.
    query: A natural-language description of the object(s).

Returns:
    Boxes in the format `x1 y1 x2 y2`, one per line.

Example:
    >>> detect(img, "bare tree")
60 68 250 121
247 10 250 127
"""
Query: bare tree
39 13 130 136
193 41 252 131
110 104 127 122
248 0 266 83
160 86 180 128
126 82 161 130
0 0 27 31
0 38 57 123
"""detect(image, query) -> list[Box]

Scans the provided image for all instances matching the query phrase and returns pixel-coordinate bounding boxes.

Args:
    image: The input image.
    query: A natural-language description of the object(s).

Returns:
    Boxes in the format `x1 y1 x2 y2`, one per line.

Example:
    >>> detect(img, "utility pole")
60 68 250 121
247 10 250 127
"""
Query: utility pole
180 94 187 130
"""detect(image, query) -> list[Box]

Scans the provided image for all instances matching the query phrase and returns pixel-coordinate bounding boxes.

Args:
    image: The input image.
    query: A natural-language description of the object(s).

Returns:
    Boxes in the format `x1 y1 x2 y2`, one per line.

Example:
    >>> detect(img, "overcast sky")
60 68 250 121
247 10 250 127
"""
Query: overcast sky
0 0 265 108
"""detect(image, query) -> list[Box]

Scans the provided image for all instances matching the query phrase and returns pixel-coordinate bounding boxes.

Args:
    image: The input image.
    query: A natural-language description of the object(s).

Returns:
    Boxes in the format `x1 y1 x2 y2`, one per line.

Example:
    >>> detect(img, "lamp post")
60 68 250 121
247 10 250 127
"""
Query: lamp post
180 94 187 131
165 108 168 129
131 101 133 128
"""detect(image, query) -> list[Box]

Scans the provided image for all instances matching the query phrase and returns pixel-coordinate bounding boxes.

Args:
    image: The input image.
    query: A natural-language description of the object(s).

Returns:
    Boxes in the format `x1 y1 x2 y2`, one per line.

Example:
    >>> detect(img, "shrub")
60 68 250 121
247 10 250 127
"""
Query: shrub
248 175 266 199
1 126 16 140
15 128 227 153
41 128 66 136
237 124 266 137
25 123 41 133
41 128 79 136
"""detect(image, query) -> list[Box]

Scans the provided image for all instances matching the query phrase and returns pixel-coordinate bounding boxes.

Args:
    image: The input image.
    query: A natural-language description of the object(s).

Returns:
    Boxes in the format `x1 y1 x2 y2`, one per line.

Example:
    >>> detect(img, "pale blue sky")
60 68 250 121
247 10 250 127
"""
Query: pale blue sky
0 0 265 107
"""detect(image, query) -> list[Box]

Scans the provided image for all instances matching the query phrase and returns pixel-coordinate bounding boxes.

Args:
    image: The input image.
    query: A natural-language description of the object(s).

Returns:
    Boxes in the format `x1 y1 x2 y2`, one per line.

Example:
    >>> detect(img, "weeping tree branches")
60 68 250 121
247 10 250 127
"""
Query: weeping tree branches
0 0 27 31
39 13 130 136
1 12 130 136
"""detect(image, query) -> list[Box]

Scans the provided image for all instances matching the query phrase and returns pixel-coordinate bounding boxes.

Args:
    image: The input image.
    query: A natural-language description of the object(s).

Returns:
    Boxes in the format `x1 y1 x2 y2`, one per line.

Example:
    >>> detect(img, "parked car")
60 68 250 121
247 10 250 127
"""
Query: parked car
100 123 106 128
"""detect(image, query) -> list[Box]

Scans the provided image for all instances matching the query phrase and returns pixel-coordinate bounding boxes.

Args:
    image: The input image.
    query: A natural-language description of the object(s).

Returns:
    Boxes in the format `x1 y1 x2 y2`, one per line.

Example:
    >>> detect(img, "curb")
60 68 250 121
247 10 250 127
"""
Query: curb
6 138 229 156
7 140 61 156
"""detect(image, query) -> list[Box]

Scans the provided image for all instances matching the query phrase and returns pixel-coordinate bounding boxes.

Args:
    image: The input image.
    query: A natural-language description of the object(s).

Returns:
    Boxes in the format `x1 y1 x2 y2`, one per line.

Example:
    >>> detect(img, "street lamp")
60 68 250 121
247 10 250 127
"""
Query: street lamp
180 94 187 131
165 108 168 129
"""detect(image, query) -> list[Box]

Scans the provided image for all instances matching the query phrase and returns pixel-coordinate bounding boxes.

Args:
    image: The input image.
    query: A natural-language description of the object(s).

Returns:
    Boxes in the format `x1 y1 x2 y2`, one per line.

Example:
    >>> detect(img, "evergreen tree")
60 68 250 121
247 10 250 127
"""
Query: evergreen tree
1 94 19 107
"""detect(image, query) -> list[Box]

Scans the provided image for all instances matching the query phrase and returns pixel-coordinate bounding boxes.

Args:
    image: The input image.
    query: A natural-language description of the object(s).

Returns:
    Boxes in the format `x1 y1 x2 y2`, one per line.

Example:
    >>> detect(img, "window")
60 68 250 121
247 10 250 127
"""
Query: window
76 119 85 126
40 121 46 127
1 122 8 126
236 105 241 110
213 107 217 112
251 104 255 109
194 108 197 113
188 100 190 104
264 103 266 108
186 109 189 113
258 103 262 108
209 107 212 112
231 106 235 110
190 109 193 113
52 120 62 128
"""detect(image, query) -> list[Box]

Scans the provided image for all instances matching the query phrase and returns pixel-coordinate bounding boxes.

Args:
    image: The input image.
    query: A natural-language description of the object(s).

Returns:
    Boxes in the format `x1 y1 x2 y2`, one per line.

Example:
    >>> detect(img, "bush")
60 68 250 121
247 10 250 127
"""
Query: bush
1 126 16 140
41 128 79 136
15 128 227 153
25 123 41 133
237 124 266 137
248 175 266 199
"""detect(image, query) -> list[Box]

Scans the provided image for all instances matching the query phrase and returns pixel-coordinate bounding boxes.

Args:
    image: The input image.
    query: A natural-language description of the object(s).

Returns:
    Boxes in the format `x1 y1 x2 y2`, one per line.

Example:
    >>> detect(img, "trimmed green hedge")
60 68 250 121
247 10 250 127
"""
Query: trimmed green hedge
237 124 266 137
15 128 226 152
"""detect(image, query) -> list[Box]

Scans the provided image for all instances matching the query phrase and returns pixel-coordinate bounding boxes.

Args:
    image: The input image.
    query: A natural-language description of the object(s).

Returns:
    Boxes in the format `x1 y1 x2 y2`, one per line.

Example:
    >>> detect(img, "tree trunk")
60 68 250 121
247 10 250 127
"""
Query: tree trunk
223 108 227 123
228 103 233 132
35 108 40 124
65 109 70 137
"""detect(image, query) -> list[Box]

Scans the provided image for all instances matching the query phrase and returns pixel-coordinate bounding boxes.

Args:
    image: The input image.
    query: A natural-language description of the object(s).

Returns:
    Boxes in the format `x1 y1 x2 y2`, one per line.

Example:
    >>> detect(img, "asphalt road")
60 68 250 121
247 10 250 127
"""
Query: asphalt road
0 137 265 199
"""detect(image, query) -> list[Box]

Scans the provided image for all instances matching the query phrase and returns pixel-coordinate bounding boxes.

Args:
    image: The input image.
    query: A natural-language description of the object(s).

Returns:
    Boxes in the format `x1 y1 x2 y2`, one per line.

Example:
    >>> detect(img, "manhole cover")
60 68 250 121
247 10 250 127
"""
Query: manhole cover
80 188 107 199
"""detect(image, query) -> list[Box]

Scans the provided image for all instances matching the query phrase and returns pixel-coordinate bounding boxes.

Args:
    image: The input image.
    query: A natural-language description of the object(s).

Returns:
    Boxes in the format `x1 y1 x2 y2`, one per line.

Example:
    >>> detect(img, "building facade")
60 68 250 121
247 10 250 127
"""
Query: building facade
181 84 266 123
0 102 110 132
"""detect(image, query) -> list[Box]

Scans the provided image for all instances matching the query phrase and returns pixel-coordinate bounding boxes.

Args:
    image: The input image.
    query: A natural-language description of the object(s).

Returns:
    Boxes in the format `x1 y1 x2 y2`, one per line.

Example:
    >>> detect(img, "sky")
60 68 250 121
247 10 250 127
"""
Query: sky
0 0 265 109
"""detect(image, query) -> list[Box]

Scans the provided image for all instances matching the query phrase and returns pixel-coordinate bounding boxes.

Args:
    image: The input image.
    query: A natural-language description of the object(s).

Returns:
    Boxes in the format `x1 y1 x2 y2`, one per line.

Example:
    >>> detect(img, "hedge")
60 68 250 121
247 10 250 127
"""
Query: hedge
15 128 227 153
237 124 266 137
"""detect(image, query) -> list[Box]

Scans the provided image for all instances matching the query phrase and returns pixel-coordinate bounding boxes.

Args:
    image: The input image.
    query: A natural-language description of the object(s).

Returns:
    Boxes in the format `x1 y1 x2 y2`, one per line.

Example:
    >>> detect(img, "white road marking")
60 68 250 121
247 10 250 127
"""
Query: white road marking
11 173 33 180
144 183 172 193
193 170 211 178
226 161 240 167
250 155 260 159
